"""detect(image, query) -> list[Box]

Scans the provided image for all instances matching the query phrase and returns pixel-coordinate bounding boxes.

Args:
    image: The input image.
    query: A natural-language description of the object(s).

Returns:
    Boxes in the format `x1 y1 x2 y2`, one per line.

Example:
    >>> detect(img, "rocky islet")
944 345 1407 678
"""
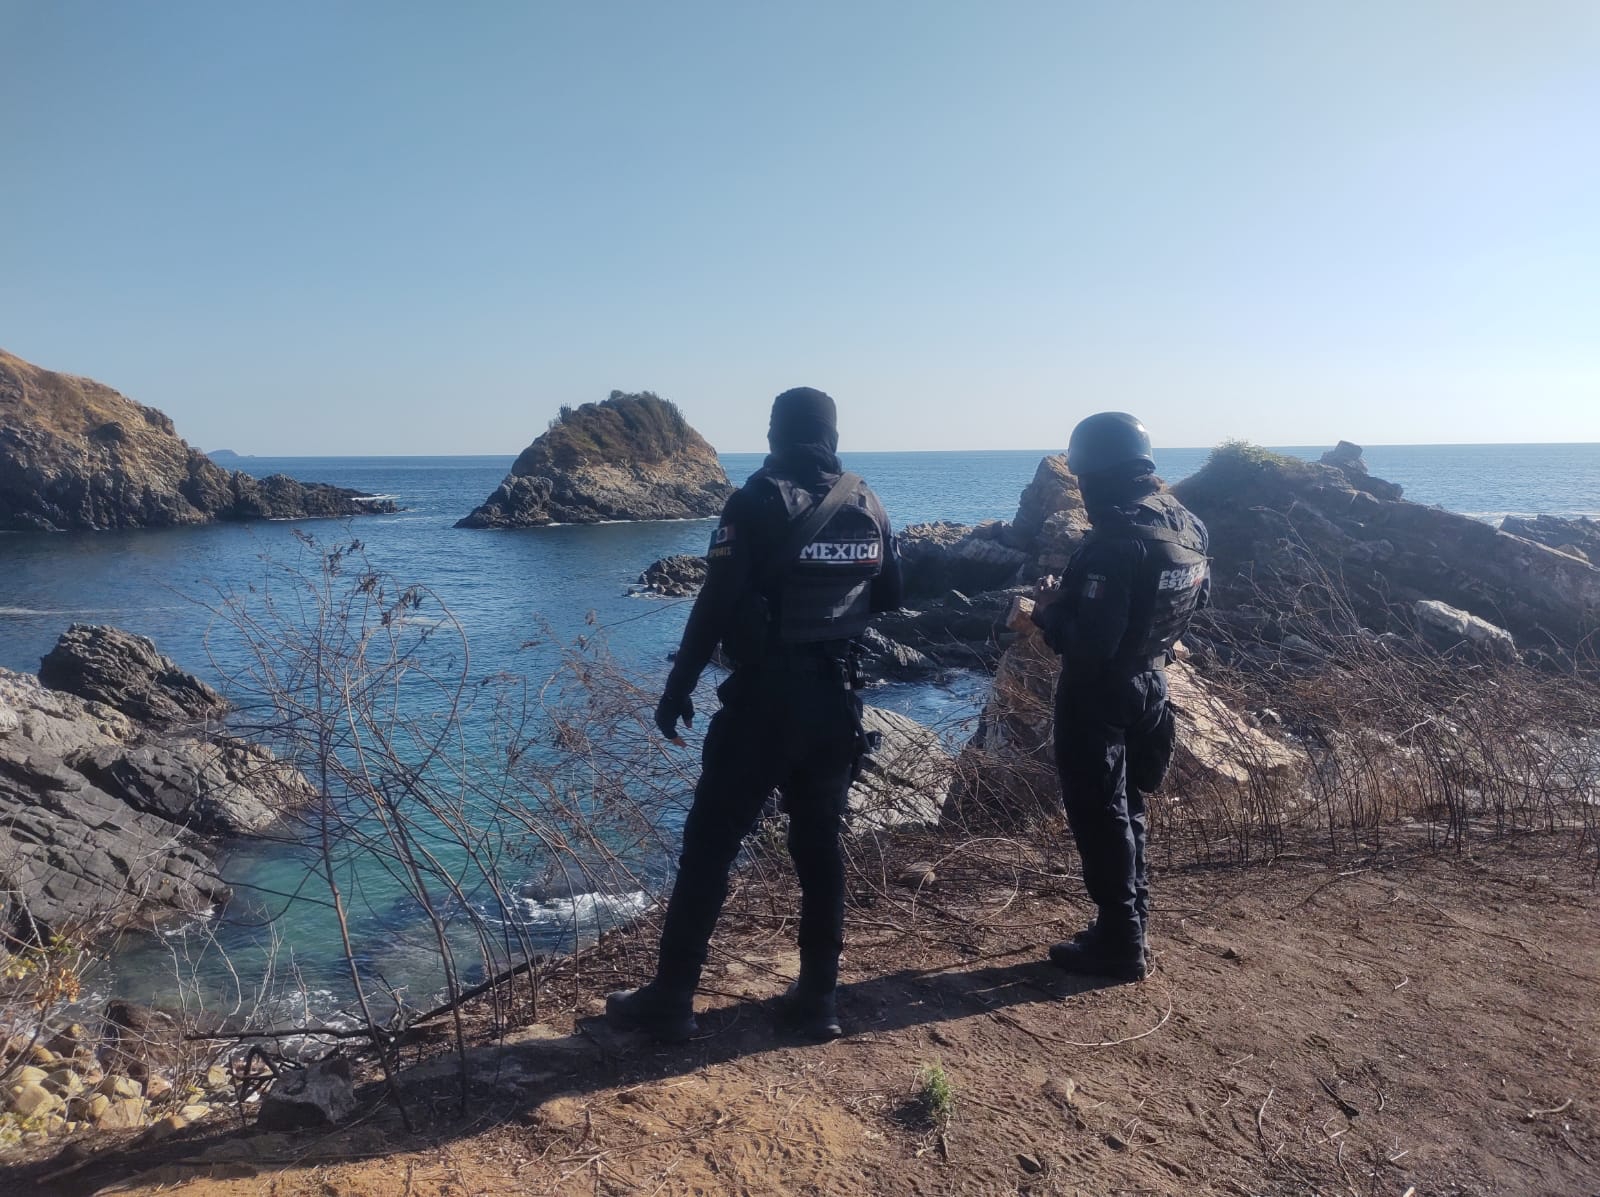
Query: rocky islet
458 391 734 528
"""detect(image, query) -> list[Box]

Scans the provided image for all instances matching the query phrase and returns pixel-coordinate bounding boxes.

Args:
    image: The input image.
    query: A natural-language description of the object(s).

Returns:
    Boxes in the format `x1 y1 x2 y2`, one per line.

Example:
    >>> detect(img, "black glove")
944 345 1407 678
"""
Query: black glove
654 691 695 742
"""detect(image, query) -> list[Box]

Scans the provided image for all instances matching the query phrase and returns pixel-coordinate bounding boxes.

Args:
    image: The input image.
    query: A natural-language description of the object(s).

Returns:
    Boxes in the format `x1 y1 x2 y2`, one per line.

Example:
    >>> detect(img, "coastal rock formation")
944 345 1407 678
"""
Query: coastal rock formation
1500 513 1600 564
897 455 1089 601
635 554 709 597
458 391 733 528
942 629 1305 830
0 348 397 531
0 627 312 932
39 624 230 725
1172 442 1600 660
899 521 1027 600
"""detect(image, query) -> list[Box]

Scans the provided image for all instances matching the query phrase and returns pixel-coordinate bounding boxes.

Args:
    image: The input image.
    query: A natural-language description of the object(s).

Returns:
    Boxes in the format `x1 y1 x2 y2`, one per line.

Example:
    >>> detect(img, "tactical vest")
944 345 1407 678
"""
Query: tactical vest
751 474 885 650
1091 499 1209 664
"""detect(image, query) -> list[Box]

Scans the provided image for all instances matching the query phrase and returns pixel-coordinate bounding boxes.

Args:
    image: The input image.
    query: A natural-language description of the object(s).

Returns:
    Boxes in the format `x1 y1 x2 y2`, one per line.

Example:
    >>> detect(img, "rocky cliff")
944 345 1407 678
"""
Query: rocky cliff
0 349 398 531
0 626 313 935
1173 442 1600 662
457 391 733 528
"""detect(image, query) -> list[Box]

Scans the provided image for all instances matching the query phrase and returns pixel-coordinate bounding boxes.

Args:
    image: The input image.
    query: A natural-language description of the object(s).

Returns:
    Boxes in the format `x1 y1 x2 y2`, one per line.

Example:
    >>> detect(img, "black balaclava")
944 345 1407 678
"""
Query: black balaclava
1080 460 1162 525
764 387 842 478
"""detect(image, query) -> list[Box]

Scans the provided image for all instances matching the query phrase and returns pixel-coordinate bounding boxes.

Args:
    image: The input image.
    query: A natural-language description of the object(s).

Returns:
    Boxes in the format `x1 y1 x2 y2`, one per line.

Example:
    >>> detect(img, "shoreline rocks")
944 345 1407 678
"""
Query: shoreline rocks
458 391 733 528
0 626 313 934
0 348 398 531
1172 442 1600 663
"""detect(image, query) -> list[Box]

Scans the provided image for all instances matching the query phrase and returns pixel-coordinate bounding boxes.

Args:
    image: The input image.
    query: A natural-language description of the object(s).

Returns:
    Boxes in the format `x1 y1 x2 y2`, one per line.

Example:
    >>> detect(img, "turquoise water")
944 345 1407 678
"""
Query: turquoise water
2 444 1597 1019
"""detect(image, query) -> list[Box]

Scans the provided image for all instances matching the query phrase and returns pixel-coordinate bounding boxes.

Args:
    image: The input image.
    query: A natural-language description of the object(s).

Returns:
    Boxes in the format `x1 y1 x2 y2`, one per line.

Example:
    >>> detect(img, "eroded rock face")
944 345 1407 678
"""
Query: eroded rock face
40 625 229 725
1 629 314 933
1501 513 1600 564
0 672 230 932
1173 443 1600 660
848 706 950 830
458 392 733 528
0 349 397 531
900 521 1027 600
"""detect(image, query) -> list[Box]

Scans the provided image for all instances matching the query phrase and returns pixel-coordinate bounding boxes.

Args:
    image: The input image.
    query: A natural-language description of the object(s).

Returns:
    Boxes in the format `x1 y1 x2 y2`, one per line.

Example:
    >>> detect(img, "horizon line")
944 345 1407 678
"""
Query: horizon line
204 440 1600 458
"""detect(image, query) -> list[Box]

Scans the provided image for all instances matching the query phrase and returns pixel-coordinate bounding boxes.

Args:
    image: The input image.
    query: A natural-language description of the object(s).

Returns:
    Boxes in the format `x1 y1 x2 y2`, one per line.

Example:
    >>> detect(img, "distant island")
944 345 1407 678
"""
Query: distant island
0 348 397 531
205 448 251 462
457 390 733 528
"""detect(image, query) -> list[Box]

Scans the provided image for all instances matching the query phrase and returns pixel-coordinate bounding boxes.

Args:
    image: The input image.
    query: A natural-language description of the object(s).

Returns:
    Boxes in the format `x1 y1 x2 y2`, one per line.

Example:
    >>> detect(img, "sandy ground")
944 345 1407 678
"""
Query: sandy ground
6 833 1597 1197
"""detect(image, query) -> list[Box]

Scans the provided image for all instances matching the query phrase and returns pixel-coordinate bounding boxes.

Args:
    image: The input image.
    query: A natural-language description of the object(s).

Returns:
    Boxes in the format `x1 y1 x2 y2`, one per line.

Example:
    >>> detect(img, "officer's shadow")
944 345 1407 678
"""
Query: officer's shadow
493 956 1130 1104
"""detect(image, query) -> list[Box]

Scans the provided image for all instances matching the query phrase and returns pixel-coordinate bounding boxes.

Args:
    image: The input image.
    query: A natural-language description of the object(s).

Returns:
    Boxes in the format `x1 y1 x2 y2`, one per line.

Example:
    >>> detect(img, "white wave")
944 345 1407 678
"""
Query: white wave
510 889 652 930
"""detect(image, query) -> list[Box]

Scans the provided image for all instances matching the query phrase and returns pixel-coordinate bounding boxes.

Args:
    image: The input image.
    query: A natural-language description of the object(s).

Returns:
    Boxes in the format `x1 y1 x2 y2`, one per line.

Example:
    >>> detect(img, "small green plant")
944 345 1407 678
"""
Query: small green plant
915 1060 955 1125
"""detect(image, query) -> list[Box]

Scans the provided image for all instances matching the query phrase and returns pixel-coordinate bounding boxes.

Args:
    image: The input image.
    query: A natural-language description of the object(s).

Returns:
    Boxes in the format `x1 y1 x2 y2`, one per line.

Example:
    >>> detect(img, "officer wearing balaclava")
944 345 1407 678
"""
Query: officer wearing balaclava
1031 412 1209 981
607 387 902 1041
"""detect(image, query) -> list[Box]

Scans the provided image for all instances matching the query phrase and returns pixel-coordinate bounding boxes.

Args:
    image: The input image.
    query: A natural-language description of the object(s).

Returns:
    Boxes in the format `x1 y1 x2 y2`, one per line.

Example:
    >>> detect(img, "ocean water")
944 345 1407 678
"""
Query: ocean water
2 443 1597 1017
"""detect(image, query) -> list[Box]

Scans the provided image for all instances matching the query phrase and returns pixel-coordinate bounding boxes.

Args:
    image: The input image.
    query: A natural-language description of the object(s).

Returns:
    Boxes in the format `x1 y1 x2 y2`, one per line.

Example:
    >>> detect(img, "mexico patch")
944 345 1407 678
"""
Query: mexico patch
798 540 881 563
1082 573 1107 600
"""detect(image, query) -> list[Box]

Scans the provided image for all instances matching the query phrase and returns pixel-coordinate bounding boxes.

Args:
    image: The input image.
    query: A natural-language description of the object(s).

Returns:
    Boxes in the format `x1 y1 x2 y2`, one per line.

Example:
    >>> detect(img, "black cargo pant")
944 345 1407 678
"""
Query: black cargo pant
1054 668 1175 949
655 665 861 995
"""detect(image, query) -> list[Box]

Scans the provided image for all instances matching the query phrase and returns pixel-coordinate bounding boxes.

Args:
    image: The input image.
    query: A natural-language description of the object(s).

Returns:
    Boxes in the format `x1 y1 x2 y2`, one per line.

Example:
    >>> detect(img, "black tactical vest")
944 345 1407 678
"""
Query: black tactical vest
1094 497 1209 664
759 474 885 646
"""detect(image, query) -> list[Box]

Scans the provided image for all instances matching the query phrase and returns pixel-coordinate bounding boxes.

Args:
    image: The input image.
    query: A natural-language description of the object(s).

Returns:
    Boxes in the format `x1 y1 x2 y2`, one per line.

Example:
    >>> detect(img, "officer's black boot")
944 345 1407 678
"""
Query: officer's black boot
604 980 699 1043
777 980 843 1040
1048 921 1146 983
777 951 844 1040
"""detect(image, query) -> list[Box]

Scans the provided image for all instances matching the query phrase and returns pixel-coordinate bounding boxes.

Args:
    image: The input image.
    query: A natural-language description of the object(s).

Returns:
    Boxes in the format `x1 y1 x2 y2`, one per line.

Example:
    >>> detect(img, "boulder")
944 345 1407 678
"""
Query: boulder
256 1056 356 1130
1173 442 1600 660
7 1082 62 1119
1413 600 1517 662
94 1097 149 1129
635 554 709 597
899 521 1028 600
847 706 950 830
0 348 397 531
854 627 939 681
943 630 1304 829
458 391 733 528
39 624 229 724
1005 454 1089 552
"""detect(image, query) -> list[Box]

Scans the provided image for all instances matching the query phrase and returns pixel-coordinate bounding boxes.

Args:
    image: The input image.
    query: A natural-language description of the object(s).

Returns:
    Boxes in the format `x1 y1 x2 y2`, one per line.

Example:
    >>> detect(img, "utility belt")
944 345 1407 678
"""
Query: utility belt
736 641 861 689
1066 649 1172 684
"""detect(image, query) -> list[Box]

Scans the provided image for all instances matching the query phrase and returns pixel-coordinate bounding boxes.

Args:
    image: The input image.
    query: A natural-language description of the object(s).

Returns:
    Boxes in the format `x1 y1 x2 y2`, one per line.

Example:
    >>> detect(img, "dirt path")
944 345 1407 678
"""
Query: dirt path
10 836 1598 1196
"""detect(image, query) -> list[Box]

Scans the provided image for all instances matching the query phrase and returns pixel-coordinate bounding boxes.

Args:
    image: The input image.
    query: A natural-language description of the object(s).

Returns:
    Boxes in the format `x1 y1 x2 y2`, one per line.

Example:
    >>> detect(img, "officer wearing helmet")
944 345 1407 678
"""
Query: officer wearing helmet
1031 412 1209 981
607 387 902 1042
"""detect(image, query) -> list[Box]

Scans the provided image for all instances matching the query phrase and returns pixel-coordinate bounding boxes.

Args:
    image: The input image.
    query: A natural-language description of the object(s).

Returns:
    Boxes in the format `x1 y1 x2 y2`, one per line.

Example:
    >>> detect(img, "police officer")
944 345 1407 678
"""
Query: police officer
607 387 902 1042
1031 412 1209 982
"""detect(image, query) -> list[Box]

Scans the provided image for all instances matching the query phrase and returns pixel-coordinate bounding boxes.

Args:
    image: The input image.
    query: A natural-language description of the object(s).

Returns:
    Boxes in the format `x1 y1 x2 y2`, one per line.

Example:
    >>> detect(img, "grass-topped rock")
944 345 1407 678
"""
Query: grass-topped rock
0 348 397 531
458 391 733 528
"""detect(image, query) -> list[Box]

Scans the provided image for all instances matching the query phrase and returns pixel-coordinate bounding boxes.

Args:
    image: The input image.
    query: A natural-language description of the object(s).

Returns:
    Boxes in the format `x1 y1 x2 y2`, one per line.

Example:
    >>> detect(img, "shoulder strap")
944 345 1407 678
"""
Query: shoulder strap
759 472 864 588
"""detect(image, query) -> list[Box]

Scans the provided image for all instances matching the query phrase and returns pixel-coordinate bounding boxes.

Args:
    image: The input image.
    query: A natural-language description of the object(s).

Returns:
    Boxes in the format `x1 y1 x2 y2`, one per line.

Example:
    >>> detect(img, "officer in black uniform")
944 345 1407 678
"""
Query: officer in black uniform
607 387 902 1042
1031 412 1209 982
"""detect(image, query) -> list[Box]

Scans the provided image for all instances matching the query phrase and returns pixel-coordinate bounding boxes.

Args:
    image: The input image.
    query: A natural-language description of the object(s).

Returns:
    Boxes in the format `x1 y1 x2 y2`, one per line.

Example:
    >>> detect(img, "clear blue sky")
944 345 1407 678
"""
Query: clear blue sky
3 1 1597 454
